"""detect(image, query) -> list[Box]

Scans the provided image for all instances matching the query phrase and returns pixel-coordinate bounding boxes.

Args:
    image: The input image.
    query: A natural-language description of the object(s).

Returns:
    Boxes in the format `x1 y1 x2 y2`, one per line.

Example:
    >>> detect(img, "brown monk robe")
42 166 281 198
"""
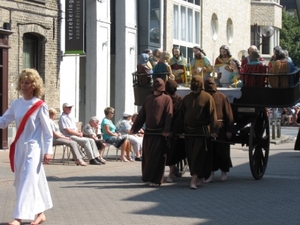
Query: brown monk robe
165 80 186 182
204 78 234 182
131 78 173 186
181 75 218 189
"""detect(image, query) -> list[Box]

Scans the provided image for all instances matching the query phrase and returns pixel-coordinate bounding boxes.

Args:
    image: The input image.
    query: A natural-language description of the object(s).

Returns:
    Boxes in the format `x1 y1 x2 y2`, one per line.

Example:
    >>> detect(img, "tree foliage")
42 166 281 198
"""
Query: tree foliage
280 9 300 67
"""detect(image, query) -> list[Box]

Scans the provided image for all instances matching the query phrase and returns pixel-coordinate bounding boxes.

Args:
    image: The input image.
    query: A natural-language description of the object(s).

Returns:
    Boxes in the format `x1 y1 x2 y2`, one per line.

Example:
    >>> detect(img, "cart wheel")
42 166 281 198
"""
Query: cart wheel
249 108 270 180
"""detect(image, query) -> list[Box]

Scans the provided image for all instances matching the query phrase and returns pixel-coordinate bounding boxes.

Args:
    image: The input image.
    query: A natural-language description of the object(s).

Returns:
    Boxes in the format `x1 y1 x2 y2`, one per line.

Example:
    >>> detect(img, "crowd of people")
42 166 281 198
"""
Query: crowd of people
137 45 296 89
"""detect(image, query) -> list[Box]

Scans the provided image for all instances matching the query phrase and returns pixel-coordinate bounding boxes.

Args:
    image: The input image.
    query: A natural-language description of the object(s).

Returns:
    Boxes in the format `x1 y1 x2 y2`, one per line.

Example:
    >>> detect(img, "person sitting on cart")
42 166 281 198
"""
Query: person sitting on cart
190 46 213 80
136 53 153 87
152 51 175 81
241 45 264 68
204 78 234 182
169 46 187 84
228 58 243 88
269 48 291 88
243 50 267 87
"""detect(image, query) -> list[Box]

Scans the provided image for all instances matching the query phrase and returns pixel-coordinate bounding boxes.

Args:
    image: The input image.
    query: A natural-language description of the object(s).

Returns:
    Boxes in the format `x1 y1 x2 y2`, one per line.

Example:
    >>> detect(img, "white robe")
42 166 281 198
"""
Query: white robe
0 97 53 220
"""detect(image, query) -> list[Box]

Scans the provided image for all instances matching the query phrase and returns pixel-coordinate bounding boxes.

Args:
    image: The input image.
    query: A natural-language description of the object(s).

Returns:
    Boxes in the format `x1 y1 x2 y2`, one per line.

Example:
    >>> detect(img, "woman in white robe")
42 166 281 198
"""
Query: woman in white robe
0 69 53 225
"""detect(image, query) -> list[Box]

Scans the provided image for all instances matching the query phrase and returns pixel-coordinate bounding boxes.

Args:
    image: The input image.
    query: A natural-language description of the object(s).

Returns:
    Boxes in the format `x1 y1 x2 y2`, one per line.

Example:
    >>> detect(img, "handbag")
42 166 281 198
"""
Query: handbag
9 100 44 172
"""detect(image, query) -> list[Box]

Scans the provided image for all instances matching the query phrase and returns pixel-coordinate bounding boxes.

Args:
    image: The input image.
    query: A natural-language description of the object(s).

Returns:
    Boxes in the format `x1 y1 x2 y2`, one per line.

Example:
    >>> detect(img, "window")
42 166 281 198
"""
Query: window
23 33 38 69
173 2 201 44
251 25 276 55
149 0 161 45
174 5 179 39
176 45 194 63
173 1 201 62
226 18 233 44
184 0 201 5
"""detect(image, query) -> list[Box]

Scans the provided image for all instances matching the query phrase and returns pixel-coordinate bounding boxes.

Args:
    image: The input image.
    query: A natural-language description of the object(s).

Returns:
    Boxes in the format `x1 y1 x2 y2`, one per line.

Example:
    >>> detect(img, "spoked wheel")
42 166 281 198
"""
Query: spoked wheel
249 108 270 180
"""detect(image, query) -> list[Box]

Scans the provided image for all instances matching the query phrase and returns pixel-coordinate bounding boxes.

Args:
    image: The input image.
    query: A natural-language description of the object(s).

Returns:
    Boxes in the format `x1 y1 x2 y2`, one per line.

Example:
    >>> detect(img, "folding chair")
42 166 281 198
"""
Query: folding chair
52 144 71 165
104 143 120 161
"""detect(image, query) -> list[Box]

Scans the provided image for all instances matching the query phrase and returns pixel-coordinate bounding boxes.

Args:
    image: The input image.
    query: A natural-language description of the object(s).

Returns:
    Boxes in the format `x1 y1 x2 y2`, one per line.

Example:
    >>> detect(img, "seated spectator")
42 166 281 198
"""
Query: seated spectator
269 47 290 88
116 111 143 161
101 107 133 162
228 58 243 88
83 116 107 164
49 108 87 166
152 51 175 81
243 50 267 87
131 113 145 135
136 53 152 87
58 103 102 165
281 107 293 126
291 106 300 125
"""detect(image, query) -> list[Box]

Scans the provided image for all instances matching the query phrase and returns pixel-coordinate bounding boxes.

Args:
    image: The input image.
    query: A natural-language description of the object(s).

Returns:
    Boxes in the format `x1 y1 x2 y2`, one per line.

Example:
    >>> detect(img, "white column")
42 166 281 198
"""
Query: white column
85 0 111 122
114 0 138 121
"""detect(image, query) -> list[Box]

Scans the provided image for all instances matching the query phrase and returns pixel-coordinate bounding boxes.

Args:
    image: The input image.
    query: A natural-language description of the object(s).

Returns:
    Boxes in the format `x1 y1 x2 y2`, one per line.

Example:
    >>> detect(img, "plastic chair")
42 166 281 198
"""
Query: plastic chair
52 144 71 165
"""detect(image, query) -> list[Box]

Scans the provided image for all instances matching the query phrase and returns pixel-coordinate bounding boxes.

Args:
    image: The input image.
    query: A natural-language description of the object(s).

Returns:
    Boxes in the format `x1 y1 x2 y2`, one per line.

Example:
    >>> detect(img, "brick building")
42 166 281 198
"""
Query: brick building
0 0 60 148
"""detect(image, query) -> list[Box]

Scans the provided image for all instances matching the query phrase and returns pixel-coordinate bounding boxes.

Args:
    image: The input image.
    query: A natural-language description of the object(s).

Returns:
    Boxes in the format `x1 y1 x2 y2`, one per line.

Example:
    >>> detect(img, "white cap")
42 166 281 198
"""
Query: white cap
123 111 132 117
62 103 73 108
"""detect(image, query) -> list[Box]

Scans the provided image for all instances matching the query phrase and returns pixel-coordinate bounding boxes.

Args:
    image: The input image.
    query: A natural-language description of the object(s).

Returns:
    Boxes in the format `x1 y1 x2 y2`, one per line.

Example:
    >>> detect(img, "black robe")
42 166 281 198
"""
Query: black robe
181 90 218 179
166 94 185 166
131 93 173 184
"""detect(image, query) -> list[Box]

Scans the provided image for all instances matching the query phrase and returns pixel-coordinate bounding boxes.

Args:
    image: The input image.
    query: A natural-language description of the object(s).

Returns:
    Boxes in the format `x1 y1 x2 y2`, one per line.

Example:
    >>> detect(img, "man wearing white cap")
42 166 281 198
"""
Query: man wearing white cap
58 103 102 165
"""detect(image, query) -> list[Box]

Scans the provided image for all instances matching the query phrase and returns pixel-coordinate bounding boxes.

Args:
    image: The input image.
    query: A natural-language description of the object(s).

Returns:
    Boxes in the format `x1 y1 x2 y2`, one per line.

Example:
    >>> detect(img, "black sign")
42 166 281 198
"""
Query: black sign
65 0 85 54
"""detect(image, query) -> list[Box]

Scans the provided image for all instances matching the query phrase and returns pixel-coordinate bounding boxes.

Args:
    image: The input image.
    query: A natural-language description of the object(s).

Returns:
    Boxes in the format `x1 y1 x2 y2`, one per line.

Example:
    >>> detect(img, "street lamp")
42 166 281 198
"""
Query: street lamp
253 23 275 47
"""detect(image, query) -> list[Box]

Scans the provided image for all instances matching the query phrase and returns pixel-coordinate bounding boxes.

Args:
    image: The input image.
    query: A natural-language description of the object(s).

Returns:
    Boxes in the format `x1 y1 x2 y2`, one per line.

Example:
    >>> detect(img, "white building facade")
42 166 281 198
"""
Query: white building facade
60 0 282 124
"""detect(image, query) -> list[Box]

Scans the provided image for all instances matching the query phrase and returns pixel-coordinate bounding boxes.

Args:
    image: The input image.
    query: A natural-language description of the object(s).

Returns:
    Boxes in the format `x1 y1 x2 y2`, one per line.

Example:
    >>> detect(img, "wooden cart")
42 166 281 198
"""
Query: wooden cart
132 68 300 180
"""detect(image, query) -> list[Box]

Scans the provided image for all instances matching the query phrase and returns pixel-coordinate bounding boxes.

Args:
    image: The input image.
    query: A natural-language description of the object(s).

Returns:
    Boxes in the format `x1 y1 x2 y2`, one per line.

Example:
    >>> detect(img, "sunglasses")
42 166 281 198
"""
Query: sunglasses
110 112 114 114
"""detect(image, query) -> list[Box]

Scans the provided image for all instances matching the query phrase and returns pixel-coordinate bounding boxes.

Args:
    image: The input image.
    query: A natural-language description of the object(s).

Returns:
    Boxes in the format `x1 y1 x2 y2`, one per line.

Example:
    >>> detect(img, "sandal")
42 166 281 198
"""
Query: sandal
76 159 87 166
119 156 129 162
126 156 134 162
98 157 106 164
149 183 160 187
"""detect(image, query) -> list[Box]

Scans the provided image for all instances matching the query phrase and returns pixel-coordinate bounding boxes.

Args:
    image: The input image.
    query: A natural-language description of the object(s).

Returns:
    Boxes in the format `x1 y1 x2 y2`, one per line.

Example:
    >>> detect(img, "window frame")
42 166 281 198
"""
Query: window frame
173 0 201 49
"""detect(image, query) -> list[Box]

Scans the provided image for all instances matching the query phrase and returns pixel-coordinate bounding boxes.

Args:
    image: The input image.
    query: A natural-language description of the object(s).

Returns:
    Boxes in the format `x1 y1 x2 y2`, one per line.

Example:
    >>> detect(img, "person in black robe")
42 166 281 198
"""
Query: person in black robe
204 78 234 182
294 128 300 150
131 78 173 187
165 80 186 182
181 75 218 189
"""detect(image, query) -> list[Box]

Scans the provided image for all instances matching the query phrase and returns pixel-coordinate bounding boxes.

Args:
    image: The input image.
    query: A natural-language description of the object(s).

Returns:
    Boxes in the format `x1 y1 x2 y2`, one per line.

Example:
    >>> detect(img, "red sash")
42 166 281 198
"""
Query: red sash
9 100 44 172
